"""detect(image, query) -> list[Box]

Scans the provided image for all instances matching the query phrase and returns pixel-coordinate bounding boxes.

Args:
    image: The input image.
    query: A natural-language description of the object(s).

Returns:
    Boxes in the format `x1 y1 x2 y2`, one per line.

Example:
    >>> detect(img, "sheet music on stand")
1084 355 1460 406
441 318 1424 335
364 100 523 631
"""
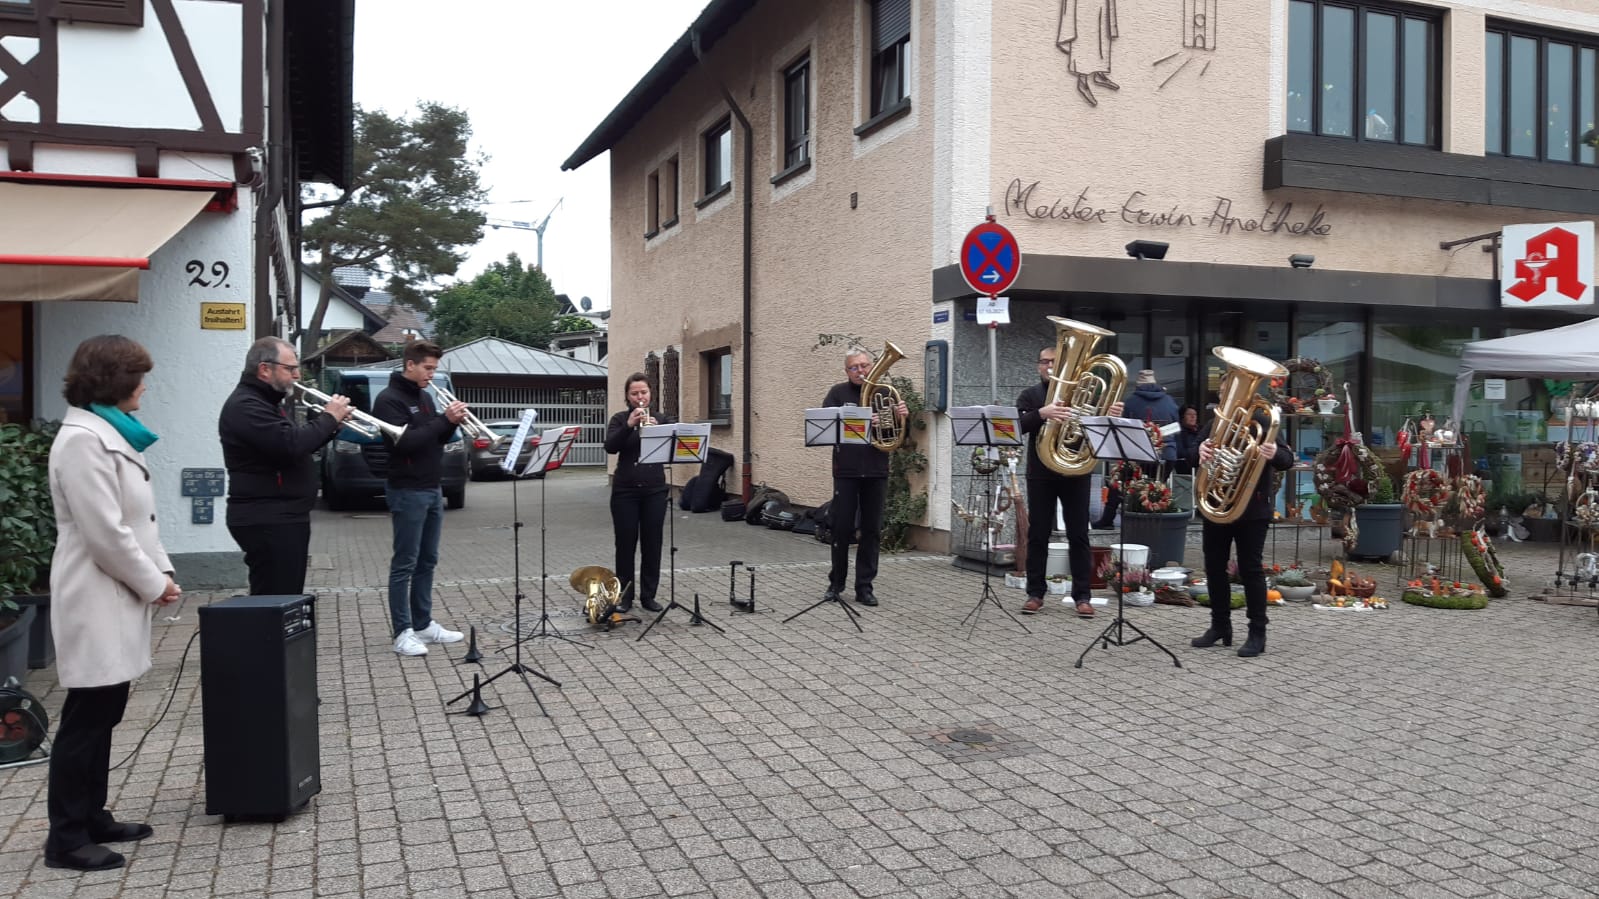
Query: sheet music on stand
499 409 538 475
1081 417 1161 464
949 405 1023 446
639 422 712 464
518 425 580 477
803 407 871 447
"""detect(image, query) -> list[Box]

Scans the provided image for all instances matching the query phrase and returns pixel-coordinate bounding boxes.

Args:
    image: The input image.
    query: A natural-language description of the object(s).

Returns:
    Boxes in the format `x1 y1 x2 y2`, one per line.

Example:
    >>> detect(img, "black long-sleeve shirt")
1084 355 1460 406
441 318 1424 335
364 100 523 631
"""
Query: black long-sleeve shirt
822 381 889 479
604 408 676 490
372 371 457 489
1016 380 1083 481
219 375 340 526
1184 414 1295 522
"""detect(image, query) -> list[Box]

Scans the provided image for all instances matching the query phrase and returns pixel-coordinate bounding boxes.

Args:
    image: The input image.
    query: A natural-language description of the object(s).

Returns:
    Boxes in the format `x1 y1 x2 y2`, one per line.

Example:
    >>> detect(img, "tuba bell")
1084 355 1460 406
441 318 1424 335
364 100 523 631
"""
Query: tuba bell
1036 317 1128 477
569 565 627 628
1195 347 1289 525
861 341 907 453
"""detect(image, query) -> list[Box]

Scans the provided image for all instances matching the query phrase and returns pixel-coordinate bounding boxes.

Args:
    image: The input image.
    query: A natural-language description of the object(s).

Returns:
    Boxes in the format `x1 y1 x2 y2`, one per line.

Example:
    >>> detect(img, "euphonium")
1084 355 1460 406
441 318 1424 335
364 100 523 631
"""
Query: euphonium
1195 347 1288 525
1036 317 1128 477
861 341 907 453
569 565 626 627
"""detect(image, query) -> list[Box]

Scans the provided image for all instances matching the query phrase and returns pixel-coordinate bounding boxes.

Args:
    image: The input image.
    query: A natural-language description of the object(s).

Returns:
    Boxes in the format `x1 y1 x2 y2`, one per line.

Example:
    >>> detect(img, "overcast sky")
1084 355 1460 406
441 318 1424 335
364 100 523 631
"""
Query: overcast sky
353 1 710 311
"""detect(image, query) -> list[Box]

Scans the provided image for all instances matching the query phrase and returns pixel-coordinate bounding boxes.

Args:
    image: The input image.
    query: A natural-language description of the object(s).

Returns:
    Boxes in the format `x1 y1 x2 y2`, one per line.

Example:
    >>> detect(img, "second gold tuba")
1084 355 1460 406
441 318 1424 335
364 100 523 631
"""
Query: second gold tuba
861 341 907 453
1195 346 1288 525
1037 317 1128 477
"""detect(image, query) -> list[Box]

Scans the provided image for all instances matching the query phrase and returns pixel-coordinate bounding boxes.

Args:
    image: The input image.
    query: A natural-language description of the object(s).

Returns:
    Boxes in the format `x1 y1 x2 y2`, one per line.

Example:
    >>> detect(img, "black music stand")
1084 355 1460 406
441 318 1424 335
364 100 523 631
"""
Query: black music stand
635 423 726 641
510 426 590 650
445 428 571 716
1073 417 1182 669
951 406 1029 635
784 406 874 632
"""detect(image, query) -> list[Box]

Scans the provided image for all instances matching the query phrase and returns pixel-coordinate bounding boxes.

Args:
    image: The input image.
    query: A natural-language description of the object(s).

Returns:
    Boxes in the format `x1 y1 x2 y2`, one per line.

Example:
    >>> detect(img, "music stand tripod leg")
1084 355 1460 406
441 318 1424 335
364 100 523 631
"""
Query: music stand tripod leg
782 590 865 632
959 470 1028 634
517 466 591 649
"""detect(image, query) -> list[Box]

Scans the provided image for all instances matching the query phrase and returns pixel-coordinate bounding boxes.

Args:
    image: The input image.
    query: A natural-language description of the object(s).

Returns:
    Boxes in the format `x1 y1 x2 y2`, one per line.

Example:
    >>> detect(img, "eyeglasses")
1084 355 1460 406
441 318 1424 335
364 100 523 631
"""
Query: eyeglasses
1037 358 1055 365
269 361 302 373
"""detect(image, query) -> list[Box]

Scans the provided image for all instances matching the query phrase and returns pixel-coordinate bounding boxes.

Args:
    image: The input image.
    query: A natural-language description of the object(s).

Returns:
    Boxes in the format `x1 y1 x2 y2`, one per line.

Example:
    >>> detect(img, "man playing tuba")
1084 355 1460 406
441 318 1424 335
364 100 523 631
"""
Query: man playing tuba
820 347 908 608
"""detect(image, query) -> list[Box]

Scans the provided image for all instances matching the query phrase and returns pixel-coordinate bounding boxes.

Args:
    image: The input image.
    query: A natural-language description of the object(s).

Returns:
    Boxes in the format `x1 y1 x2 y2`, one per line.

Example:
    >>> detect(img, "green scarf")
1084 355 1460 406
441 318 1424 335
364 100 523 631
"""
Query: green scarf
88 403 159 452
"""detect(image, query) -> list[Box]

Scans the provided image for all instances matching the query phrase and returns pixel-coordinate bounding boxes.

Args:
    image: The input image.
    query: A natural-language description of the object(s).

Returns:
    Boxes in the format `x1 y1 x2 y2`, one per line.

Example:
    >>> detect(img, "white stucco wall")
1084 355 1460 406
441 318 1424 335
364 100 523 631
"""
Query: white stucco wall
35 200 256 556
298 271 364 332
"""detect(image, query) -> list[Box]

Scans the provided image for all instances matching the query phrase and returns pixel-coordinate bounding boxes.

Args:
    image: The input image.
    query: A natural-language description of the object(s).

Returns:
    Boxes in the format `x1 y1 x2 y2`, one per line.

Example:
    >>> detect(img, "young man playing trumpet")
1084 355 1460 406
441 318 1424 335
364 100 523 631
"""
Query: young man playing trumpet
219 337 352 596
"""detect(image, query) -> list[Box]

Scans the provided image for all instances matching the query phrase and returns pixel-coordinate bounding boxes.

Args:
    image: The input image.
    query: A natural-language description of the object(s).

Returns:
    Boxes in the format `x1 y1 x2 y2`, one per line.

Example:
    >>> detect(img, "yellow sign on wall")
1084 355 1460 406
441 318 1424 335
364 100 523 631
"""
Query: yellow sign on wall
200 302 246 330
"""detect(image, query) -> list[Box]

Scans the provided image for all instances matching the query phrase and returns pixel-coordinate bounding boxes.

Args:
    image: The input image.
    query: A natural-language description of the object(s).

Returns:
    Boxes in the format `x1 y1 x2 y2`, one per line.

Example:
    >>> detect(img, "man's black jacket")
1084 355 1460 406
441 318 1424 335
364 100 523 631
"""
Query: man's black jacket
823 381 889 479
219 375 340 526
372 371 457 489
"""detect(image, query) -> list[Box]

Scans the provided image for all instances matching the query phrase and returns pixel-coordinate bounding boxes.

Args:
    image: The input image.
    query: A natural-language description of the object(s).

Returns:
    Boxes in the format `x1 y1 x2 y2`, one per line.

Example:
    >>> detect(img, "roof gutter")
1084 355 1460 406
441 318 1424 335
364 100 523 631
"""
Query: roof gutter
690 28 755 503
253 0 285 338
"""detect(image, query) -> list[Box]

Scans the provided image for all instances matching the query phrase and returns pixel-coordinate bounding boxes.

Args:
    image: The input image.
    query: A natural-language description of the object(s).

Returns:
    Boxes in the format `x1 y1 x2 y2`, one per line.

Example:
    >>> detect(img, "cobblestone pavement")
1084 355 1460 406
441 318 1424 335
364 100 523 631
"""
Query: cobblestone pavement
5 470 1599 898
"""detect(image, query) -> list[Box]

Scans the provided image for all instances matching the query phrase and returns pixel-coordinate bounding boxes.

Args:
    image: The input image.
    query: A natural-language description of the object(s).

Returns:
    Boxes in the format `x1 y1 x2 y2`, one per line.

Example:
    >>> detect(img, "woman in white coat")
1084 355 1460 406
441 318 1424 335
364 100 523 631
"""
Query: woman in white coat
44 335 181 872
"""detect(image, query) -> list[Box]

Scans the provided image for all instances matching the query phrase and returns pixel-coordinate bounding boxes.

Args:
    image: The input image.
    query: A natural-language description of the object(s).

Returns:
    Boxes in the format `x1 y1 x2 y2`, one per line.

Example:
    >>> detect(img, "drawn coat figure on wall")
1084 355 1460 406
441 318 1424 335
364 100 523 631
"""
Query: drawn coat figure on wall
1057 0 1120 107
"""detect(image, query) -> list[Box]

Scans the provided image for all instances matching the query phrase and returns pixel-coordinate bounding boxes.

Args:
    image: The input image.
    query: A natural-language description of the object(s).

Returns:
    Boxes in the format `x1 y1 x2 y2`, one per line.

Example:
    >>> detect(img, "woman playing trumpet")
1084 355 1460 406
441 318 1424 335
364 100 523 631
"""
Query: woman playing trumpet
603 373 674 613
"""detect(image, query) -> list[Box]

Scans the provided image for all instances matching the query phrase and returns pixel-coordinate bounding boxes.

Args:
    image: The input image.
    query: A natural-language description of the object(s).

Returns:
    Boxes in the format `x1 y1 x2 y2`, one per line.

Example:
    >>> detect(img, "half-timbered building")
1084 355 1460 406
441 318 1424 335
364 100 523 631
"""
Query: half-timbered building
0 0 353 565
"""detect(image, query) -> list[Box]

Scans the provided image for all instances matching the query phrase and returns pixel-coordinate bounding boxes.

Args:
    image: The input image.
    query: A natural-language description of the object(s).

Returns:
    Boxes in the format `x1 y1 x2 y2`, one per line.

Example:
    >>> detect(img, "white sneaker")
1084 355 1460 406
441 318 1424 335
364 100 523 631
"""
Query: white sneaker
393 629 428 656
415 621 464 644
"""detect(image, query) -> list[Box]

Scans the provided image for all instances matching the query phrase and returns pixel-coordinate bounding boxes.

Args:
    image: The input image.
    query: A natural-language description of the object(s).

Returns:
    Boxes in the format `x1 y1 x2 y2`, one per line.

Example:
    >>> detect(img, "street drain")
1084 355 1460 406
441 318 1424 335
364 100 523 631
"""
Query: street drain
913 722 1038 763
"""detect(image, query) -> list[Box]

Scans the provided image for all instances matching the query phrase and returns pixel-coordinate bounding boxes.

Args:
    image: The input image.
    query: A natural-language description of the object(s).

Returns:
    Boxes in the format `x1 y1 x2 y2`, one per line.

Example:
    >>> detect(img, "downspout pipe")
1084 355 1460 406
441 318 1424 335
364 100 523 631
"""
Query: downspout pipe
690 28 755 503
253 0 286 339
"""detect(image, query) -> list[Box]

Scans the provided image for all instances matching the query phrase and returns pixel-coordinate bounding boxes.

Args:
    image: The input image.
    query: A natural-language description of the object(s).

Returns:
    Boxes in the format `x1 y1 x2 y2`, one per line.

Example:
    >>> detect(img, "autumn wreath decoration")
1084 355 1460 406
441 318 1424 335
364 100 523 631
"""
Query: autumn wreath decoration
1109 460 1143 490
1271 357 1334 414
1462 527 1507 598
1402 469 1453 520
1452 474 1486 522
1314 440 1383 511
1124 476 1174 513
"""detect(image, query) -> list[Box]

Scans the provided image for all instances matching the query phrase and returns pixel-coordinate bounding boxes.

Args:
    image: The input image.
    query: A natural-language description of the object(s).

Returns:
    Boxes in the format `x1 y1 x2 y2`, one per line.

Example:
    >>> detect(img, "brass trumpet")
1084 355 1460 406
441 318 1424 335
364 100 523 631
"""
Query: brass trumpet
430 382 504 449
291 382 406 442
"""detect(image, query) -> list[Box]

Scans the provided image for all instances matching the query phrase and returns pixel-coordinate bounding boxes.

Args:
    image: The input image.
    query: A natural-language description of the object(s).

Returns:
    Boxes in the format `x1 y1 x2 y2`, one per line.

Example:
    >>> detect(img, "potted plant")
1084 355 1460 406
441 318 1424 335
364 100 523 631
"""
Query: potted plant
1046 574 1071 596
0 420 59 673
1118 475 1192 570
1351 470 1404 561
1271 567 1316 602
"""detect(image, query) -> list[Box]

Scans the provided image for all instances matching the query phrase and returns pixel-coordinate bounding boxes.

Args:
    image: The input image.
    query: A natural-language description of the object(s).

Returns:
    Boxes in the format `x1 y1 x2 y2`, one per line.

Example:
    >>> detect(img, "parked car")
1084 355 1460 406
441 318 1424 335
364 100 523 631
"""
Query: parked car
319 368 469 510
470 420 541 481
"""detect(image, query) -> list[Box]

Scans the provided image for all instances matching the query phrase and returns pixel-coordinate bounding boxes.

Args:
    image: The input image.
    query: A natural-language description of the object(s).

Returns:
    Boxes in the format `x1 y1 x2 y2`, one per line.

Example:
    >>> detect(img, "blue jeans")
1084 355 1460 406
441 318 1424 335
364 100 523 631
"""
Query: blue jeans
387 486 443 637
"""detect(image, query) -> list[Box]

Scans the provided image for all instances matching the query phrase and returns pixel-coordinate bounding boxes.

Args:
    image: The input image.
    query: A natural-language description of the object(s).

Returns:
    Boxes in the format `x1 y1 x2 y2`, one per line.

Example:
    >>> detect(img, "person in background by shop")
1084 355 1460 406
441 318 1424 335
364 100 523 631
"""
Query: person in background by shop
1170 404 1201 511
1095 370 1178 528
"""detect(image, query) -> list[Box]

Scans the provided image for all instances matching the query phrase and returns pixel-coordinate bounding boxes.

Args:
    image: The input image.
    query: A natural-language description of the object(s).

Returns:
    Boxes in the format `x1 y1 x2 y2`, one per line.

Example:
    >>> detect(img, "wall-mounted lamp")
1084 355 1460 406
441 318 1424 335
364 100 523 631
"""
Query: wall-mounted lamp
1126 240 1169 260
1289 254 1315 269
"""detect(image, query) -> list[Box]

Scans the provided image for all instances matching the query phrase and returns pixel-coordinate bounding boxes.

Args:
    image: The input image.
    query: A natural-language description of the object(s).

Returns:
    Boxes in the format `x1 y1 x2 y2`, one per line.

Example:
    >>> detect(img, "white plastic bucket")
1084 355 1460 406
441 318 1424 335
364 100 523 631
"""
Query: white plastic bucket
1109 543 1149 568
1046 542 1070 578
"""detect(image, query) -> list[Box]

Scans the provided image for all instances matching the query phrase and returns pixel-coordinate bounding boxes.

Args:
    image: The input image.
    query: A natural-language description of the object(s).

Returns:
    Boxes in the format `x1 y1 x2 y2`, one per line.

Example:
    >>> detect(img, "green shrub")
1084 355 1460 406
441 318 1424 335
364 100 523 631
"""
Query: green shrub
0 421 59 599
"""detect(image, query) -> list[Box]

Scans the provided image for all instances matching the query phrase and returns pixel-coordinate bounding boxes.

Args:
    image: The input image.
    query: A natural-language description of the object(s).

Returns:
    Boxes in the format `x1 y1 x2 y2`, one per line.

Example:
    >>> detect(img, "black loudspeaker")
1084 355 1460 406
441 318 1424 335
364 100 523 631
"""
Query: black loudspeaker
197 594 320 821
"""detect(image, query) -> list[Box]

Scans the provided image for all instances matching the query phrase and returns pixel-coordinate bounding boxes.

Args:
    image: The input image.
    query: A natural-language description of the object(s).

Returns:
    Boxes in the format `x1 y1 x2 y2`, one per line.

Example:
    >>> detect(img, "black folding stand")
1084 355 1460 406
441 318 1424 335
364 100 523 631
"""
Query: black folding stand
446 473 560 716
1073 417 1182 670
636 427 726 641
786 406 869 632
954 412 1028 636
514 433 590 650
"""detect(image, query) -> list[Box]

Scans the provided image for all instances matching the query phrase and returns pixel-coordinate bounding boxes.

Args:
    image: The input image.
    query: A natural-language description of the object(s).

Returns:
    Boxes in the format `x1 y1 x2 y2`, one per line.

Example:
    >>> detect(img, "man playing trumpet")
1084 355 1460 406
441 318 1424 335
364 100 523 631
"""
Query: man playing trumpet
219 337 352 596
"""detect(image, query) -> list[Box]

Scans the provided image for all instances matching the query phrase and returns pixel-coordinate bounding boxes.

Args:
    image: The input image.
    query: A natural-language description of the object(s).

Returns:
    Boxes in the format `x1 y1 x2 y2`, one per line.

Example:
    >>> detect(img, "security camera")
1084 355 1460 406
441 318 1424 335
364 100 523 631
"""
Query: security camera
1289 254 1315 269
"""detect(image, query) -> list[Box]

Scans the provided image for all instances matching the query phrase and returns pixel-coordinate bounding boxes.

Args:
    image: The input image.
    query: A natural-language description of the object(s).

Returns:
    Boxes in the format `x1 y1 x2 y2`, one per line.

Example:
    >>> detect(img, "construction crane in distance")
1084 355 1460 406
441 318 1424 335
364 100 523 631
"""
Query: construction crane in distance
484 197 563 270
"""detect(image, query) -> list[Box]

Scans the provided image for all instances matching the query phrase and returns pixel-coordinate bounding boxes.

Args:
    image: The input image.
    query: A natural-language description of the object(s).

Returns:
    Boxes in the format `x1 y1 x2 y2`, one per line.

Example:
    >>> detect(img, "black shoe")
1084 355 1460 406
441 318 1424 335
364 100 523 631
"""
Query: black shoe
89 821 153 844
1238 629 1266 658
640 598 663 613
616 600 633 613
855 590 878 607
1190 626 1233 648
44 843 125 871
823 589 842 603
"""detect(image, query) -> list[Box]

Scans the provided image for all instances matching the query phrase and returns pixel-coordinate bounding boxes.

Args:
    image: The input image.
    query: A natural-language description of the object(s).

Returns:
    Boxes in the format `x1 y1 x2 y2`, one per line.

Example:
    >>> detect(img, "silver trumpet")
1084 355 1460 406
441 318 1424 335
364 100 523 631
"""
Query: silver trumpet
634 401 656 431
431 382 504 449
291 382 406 442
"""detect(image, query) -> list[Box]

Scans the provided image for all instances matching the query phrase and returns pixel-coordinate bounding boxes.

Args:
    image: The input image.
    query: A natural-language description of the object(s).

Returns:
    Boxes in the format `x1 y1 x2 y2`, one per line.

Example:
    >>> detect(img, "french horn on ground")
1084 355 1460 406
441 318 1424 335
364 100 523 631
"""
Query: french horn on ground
569 565 631 629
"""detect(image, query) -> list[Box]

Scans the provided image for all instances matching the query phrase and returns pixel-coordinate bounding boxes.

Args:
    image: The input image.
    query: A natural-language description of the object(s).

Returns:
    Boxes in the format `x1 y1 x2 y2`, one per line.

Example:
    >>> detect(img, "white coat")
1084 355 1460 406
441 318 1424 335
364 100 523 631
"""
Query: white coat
48 407 173 688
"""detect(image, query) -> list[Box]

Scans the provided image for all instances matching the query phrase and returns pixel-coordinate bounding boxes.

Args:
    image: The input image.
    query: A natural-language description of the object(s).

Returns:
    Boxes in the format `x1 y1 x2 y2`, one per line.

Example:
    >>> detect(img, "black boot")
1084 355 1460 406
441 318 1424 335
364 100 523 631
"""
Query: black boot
1237 625 1266 657
1190 623 1232 648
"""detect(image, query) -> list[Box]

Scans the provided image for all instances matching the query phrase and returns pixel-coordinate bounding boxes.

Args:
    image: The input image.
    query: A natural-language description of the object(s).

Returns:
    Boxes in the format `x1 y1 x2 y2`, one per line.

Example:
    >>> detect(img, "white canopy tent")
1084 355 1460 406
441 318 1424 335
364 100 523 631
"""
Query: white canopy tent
1452 317 1599 425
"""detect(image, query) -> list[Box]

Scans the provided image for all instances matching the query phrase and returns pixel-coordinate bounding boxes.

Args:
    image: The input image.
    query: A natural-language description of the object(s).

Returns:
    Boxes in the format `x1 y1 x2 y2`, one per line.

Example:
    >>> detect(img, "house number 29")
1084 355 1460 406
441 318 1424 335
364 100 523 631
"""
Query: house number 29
185 260 231 288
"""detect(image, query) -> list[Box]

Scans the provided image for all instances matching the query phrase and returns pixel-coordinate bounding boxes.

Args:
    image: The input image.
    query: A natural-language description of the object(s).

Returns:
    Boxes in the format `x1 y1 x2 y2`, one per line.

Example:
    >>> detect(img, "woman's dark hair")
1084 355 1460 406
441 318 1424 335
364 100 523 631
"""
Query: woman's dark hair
63 334 152 408
624 372 649 394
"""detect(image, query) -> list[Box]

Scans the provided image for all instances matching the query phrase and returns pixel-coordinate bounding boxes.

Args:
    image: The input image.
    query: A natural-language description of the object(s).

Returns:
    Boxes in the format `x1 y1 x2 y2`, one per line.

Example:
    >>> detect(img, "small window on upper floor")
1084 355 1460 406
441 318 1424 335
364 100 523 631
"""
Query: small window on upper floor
0 1 33 21
1286 0 1439 148
705 348 733 426
702 118 732 200
52 0 143 26
645 155 679 237
783 55 811 169
1486 23 1599 166
869 0 911 117
646 170 661 236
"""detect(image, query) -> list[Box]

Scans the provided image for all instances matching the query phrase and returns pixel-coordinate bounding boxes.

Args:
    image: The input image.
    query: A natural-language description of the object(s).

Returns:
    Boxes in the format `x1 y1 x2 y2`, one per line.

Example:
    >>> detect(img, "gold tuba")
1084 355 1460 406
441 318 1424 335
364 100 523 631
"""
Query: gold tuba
861 341 907 453
1195 346 1288 525
1036 317 1128 477
569 565 626 627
